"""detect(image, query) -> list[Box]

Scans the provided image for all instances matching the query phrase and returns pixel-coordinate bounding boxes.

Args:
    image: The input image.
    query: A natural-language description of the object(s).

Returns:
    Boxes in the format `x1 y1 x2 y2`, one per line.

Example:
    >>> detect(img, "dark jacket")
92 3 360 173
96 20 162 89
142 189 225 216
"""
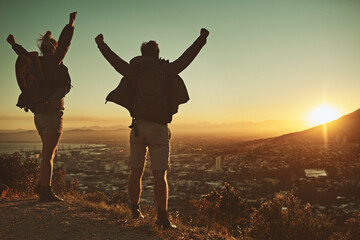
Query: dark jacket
12 24 74 113
98 35 206 124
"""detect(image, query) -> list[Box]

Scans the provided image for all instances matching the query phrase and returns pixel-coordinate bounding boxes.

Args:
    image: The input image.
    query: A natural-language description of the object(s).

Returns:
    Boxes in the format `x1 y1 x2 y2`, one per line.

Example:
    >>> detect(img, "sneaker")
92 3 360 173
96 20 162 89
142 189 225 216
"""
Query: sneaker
131 203 144 219
39 186 63 202
156 209 177 229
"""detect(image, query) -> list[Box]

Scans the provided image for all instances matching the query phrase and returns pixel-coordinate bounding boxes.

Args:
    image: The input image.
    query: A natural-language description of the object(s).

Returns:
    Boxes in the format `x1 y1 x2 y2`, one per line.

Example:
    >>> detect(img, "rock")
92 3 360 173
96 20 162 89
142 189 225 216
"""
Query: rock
0 183 9 198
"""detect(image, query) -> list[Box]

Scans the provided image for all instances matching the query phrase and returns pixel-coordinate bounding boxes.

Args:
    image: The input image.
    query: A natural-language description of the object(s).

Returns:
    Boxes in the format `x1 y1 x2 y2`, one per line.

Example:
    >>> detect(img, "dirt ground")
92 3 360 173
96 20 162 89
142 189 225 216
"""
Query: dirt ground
0 198 161 240
0 197 234 240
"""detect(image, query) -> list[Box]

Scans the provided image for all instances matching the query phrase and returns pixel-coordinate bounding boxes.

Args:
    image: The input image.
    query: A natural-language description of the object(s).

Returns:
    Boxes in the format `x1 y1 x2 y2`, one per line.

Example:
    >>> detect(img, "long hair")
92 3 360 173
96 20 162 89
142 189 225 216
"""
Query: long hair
37 31 57 55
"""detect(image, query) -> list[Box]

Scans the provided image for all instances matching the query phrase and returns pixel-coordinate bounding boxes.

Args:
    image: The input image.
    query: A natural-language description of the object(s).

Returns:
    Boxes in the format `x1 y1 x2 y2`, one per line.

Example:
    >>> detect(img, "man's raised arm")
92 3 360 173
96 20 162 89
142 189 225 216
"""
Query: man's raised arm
166 28 209 75
95 34 131 77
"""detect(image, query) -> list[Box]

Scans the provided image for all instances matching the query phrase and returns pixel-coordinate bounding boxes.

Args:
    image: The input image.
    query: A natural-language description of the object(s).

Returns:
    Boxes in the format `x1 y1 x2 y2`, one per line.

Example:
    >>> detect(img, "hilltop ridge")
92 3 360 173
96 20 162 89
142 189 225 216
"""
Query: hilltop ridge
275 108 360 143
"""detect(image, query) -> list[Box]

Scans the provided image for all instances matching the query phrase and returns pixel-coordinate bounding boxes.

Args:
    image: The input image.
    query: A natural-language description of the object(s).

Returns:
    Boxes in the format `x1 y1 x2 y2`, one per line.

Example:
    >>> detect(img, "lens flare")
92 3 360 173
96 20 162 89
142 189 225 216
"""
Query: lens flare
308 104 341 126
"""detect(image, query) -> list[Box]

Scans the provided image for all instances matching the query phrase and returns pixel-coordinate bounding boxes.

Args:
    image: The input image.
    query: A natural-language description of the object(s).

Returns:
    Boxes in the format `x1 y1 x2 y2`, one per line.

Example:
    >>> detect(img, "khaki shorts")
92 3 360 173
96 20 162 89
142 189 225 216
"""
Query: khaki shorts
34 110 63 136
129 119 171 170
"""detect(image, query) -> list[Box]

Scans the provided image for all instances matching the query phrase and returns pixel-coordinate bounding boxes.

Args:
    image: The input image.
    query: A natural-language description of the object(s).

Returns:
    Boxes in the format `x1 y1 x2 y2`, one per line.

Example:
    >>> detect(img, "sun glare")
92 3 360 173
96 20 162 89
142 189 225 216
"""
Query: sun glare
308 105 341 126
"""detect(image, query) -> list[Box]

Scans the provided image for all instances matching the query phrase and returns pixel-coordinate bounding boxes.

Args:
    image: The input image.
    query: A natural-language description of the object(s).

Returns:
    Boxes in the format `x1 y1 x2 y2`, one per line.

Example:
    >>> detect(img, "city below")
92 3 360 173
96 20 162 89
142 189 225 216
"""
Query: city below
10 134 360 222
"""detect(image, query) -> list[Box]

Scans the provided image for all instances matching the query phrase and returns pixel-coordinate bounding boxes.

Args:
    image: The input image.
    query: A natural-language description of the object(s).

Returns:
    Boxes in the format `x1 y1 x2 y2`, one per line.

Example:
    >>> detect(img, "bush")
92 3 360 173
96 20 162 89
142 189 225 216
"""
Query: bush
85 191 109 203
52 167 79 196
246 191 335 240
329 232 350 240
52 167 67 195
67 178 80 196
344 211 360 240
0 154 78 197
110 191 128 205
191 182 250 236
191 183 344 239
0 154 39 196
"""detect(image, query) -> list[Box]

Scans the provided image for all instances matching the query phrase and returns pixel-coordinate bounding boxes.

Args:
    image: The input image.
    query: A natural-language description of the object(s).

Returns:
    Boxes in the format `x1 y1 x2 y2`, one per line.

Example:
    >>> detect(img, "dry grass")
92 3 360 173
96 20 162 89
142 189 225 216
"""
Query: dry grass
63 194 236 239
64 194 131 220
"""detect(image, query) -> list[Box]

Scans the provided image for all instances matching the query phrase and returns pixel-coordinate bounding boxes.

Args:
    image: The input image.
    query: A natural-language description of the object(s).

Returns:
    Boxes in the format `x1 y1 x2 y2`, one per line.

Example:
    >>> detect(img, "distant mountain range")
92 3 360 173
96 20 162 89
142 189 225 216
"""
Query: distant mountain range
0 128 129 143
1 108 359 143
0 120 306 143
276 108 360 143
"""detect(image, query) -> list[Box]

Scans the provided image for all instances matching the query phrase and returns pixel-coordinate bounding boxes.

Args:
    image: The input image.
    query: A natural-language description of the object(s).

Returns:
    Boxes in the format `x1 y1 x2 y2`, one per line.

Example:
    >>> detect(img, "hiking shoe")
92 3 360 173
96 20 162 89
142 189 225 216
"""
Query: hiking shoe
131 203 144 219
156 209 177 230
39 186 63 202
155 217 177 229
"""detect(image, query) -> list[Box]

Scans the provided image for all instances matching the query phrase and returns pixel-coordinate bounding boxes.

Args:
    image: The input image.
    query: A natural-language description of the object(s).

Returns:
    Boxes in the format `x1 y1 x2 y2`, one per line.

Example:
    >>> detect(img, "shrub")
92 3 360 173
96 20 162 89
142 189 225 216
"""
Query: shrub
246 191 335 240
52 167 79 196
191 184 343 239
85 191 109 203
329 232 350 240
0 154 78 197
344 211 360 240
0 154 39 196
66 178 80 196
191 182 250 236
52 167 67 195
110 191 128 205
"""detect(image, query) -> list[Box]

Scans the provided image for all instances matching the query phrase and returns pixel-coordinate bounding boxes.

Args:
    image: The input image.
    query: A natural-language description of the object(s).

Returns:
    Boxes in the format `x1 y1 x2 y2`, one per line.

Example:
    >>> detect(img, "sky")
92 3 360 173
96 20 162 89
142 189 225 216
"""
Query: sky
0 0 359 132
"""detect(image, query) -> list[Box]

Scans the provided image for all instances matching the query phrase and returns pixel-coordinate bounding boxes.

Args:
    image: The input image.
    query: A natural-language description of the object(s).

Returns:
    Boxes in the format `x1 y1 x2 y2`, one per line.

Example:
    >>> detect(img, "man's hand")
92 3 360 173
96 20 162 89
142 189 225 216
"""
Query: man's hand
95 34 104 45
69 12 77 27
6 34 15 46
200 28 209 38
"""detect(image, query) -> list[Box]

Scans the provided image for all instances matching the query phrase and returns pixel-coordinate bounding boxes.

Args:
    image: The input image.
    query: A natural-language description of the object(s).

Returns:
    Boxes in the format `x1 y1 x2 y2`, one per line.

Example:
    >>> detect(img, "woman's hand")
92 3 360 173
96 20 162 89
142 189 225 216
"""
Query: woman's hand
69 12 77 27
6 34 15 46
200 28 209 38
95 34 104 45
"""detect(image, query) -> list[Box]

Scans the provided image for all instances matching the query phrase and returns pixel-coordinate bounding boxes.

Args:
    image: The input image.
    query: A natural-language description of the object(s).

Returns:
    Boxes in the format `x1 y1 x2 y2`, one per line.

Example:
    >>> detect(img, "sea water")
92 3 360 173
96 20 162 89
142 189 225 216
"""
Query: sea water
0 142 105 154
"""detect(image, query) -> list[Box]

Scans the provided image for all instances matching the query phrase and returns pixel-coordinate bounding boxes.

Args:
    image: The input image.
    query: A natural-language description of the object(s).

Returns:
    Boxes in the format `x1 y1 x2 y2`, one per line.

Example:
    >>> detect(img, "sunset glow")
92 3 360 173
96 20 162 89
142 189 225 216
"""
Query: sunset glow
0 1 359 132
308 105 341 126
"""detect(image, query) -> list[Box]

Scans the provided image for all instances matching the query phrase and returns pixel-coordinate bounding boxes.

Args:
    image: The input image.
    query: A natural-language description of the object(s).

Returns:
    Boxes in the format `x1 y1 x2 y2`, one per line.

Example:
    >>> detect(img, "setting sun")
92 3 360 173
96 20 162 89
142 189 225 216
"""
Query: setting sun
308 104 342 126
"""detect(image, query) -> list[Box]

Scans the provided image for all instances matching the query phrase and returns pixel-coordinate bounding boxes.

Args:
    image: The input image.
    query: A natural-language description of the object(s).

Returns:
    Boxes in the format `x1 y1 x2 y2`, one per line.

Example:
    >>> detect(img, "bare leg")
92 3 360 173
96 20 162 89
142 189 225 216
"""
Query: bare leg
152 169 168 210
153 169 175 229
39 133 62 186
128 167 145 205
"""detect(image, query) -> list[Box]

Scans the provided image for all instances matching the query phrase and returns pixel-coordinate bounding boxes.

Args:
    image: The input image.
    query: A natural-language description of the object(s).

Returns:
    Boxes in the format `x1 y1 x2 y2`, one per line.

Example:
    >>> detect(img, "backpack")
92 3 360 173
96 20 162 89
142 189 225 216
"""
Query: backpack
106 57 190 124
15 52 47 112
129 57 171 123
15 52 72 112
42 61 72 99
58 63 71 95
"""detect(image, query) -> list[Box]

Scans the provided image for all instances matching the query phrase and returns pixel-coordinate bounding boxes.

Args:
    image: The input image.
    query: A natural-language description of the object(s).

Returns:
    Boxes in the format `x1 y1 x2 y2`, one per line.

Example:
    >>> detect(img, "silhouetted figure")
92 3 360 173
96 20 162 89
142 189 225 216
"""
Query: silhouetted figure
95 28 209 229
6 12 77 201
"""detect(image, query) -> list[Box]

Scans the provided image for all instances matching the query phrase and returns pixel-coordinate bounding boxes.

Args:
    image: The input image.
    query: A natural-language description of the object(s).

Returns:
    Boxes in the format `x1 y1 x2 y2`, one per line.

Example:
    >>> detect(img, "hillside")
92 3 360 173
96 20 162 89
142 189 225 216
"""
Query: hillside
276 108 360 143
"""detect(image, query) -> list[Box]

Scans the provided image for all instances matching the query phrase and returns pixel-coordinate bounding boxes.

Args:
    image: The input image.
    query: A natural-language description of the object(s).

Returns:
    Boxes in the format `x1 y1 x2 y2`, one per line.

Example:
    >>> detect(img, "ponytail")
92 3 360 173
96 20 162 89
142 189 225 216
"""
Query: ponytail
37 30 57 55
